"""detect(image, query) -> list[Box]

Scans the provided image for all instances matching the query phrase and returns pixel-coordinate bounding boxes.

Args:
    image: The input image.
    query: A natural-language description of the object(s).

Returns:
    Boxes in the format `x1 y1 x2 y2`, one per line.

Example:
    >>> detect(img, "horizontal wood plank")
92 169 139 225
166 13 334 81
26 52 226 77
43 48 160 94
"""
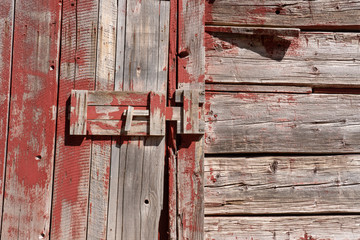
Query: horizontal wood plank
205 155 360 215
87 91 149 106
205 32 360 87
205 216 360 240
205 92 360 153
205 0 360 29
206 84 312 94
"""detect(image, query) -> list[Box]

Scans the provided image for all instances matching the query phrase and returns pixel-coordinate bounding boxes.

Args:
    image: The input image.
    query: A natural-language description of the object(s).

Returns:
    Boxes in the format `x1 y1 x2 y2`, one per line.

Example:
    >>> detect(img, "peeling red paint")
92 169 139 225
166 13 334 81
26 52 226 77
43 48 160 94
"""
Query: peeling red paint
1 0 61 238
298 233 331 240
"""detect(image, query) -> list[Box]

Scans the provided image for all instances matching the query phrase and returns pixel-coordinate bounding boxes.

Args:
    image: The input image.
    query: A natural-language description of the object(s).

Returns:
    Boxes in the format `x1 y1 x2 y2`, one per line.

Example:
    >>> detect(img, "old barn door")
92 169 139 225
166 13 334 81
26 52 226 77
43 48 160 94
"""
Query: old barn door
52 0 172 239
204 0 360 239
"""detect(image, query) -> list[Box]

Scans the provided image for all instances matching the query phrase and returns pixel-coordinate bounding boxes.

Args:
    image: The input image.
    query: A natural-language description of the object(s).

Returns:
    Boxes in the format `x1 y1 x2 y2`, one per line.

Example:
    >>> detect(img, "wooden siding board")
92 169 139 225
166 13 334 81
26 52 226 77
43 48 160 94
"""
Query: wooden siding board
177 0 205 239
1 0 61 238
205 0 360 29
205 216 360 240
205 92 360 154
205 155 360 215
107 0 170 238
51 0 98 238
205 32 360 87
0 0 14 233
87 0 117 238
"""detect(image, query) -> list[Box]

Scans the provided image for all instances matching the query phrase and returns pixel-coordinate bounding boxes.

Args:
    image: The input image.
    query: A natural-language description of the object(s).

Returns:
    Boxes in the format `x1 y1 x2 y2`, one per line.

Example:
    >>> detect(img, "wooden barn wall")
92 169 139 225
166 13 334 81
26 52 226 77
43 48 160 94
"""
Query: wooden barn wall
204 0 360 239
0 0 172 239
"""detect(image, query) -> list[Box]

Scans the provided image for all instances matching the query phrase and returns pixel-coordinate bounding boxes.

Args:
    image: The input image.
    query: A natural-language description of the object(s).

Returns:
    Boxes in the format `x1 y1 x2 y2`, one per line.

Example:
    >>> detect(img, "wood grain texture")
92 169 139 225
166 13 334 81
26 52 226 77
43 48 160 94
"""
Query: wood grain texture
206 84 312 94
106 0 170 238
0 0 14 232
205 0 360 29
1 0 61 238
205 92 360 154
51 0 98 238
205 216 360 240
177 0 205 239
205 155 360 215
87 0 117 238
205 31 360 87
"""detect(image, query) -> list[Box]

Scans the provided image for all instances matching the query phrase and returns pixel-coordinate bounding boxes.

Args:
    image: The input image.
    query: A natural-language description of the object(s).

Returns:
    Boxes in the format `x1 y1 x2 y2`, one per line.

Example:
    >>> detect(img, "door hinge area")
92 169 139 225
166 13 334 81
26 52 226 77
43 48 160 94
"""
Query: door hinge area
69 89 204 136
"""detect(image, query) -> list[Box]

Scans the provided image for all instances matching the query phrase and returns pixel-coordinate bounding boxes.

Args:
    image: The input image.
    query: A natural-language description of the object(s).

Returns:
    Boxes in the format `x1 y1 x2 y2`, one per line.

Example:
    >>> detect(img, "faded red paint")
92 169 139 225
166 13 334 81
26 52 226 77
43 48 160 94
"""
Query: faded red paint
0 1 14 226
204 0 214 23
209 168 217 183
51 0 98 238
298 233 331 240
177 0 205 237
2 0 61 238
106 92 148 106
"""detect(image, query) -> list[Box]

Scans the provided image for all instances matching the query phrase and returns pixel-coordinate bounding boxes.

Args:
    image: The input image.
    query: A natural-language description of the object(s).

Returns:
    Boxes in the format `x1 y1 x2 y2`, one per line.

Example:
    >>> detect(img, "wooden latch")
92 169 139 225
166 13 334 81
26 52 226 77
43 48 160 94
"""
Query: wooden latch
69 89 204 136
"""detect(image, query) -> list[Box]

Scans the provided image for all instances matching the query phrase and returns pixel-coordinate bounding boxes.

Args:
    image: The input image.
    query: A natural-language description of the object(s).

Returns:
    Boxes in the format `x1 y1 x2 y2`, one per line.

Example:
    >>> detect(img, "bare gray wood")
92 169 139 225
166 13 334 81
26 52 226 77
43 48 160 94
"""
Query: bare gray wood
87 0 117 238
205 92 360 154
206 84 312 94
205 0 360 29
107 0 170 238
205 216 360 240
70 90 88 135
205 155 360 215
205 32 360 87
205 26 300 37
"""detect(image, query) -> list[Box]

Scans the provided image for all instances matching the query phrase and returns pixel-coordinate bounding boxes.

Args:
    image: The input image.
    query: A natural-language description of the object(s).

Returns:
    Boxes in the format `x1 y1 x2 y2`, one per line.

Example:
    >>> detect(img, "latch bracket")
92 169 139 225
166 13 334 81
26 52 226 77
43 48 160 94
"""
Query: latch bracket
70 89 204 136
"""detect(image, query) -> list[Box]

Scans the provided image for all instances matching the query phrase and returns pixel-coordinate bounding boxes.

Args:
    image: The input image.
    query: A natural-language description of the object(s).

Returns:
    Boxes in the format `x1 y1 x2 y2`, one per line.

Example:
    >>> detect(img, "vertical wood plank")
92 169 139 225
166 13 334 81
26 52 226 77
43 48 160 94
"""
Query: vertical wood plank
177 0 205 239
107 0 127 236
70 90 88 135
87 0 117 238
51 0 98 238
1 0 61 238
0 0 15 233
168 0 178 237
108 0 170 239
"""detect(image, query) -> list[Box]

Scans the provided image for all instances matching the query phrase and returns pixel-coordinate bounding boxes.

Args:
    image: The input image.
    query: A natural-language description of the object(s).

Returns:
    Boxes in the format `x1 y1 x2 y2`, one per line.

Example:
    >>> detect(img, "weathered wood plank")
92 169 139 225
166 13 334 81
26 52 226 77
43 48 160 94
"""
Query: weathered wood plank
205 92 360 154
0 0 14 232
107 0 127 237
87 119 148 136
70 90 88 135
88 91 149 106
205 26 300 37
51 0 98 238
205 32 360 87
108 0 170 238
205 155 360 215
206 84 312 94
205 0 360 29
1 0 61 238
177 0 205 238
205 216 360 240
87 0 117 238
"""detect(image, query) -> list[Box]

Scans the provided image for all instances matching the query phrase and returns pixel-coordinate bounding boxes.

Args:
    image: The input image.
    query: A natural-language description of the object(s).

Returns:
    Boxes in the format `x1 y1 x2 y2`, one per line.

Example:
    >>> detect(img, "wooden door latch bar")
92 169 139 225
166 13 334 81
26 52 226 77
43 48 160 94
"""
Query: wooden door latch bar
69 89 204 136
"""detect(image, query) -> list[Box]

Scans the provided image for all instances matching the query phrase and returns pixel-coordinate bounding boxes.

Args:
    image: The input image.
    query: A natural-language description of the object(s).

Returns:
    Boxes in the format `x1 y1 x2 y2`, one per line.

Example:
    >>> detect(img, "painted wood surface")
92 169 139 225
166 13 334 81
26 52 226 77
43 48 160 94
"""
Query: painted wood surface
205 92 360 154
0 0 14 232
205 31 360 87
106 0 170 239
1 0 61 238
51 0 98 238
205 155 360 215
205 0 360 30
205 216 360 240
177 0 205 239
